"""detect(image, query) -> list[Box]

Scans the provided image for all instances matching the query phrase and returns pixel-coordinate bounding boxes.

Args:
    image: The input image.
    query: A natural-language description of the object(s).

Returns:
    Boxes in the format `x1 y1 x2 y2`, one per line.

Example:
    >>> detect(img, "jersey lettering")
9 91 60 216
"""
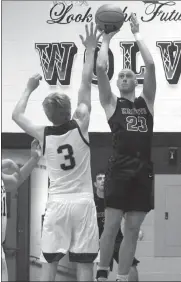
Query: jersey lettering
57 144 76 170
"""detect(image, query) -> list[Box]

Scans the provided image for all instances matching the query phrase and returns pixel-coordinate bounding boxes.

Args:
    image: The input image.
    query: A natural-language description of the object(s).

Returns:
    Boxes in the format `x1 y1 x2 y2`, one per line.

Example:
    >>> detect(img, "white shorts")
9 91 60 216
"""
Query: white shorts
1 246 8 281
40 193 99 263
94 249 100 263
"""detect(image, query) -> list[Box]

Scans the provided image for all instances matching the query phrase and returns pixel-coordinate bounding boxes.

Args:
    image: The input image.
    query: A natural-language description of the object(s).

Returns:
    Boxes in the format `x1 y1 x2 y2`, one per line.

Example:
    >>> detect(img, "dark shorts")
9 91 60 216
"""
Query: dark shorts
104 157 154 212
42 252 97 263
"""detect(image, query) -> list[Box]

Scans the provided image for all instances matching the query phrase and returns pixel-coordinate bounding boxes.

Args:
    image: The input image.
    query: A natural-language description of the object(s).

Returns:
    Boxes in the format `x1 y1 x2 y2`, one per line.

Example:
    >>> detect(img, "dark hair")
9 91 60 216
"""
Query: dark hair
42 92 71 125
95 170 105 180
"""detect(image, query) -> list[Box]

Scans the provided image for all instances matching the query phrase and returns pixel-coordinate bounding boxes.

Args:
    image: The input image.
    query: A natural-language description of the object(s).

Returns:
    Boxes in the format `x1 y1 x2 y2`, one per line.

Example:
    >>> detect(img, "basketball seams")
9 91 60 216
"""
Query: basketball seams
95 11 124 24
95 17 124 24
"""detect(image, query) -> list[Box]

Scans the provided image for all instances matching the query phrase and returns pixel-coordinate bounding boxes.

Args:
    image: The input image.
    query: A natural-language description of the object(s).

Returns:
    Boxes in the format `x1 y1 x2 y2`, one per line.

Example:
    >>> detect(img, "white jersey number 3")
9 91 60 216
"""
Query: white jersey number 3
57 144 76 170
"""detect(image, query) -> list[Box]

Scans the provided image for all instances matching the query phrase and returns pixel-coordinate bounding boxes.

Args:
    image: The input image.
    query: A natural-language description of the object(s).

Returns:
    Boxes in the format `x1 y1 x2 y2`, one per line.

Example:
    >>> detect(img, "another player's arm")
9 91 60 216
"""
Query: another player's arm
130 13 156 114
96 32 118 119
73 23 102 133
2 140 41 192
12 74 45 142
2 159 20 173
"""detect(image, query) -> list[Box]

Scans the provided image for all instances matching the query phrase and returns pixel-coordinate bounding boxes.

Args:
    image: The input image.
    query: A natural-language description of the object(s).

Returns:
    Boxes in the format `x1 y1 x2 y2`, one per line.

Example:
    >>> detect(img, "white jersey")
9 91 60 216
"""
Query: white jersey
1 180 7 243
43 120 93 195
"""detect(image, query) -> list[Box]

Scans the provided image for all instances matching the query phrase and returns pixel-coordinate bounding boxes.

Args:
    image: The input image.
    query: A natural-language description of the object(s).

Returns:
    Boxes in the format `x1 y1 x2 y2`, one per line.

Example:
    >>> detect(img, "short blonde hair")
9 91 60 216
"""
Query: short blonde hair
42 93 71 125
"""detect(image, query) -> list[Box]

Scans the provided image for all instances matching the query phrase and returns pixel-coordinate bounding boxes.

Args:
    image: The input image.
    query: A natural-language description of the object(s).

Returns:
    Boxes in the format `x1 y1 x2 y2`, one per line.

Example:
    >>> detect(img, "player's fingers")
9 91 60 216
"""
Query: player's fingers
34 74 42 80
130 22 134 30
31 139 37 147
130 15 134 23
90 22 94 35
35 150 41 157
129 17 134 27
85 24 89 37
131 13 137 24
94 24 98 36
37 74 42 80
79 35 84 44
131 12 136 19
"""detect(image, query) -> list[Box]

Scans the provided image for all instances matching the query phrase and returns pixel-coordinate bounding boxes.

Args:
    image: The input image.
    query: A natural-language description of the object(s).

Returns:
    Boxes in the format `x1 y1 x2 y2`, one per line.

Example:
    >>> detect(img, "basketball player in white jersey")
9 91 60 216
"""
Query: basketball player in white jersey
1 139 41 281
12 23 102 281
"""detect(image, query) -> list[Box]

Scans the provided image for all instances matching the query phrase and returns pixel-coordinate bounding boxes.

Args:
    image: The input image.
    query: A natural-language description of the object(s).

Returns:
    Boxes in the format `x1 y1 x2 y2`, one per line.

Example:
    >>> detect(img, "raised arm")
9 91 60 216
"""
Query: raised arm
2 139 41 192
96 31 118 120
2 159 20 173
73 23 102 133
130 13 156 113
12 74 45 142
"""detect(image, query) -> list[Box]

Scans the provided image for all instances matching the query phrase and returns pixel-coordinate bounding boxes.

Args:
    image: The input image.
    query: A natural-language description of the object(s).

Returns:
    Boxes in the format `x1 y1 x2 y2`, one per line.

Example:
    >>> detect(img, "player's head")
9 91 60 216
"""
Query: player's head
117 69 137 95
94 170 105 193
42 93 71 125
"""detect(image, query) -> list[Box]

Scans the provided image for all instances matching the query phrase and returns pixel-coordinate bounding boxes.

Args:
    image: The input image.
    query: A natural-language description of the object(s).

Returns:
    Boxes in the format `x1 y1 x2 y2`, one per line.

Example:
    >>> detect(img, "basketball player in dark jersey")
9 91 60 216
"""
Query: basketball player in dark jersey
94 171 140 281
95 13 156 282
12 23 102 281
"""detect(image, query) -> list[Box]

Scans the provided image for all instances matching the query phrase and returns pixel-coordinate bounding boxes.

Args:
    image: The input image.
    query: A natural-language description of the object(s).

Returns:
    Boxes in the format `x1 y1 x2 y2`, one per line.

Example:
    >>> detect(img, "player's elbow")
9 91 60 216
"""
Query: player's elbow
147 61 155 70
83 101 91 113
96 61 107 73
87 104 91 113
12 111 22 123
12 111 19 121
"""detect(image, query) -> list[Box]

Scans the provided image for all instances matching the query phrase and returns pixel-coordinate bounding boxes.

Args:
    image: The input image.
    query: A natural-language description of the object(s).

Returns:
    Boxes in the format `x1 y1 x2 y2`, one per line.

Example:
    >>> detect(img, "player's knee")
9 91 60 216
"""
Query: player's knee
104 216 120 237
42 252 65 263
77 262 93 269
125 212 146 234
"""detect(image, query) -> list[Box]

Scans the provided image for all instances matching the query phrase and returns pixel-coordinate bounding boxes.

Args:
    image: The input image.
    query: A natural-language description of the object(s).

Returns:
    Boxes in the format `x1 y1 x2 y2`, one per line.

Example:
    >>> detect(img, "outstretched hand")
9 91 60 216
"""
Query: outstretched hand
130 13 139 34
79 23 103 50
31 139 41 159
26 74 42 93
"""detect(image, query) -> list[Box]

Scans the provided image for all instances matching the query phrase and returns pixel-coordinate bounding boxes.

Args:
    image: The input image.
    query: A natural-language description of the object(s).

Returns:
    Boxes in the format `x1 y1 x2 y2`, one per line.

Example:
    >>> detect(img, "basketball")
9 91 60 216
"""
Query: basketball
95 4 124 34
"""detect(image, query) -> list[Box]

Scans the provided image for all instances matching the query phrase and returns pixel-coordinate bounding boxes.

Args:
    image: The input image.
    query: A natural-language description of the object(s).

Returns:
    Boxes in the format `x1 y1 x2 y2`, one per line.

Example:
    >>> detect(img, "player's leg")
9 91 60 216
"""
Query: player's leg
40 198 71 281
93 250 100 279
77 262 94 281
110 244 139 281
96 208 123 281
117 211 146 281
128 265 139 282
41 261 59 281
1 247 8 282
107 249 118 280
69 197 99 281
128 258 140 281
99 208 123 266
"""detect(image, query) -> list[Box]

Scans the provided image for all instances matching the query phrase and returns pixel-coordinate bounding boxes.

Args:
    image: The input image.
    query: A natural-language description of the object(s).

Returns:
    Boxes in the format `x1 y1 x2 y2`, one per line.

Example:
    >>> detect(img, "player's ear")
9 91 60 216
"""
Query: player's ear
94 182 97 188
